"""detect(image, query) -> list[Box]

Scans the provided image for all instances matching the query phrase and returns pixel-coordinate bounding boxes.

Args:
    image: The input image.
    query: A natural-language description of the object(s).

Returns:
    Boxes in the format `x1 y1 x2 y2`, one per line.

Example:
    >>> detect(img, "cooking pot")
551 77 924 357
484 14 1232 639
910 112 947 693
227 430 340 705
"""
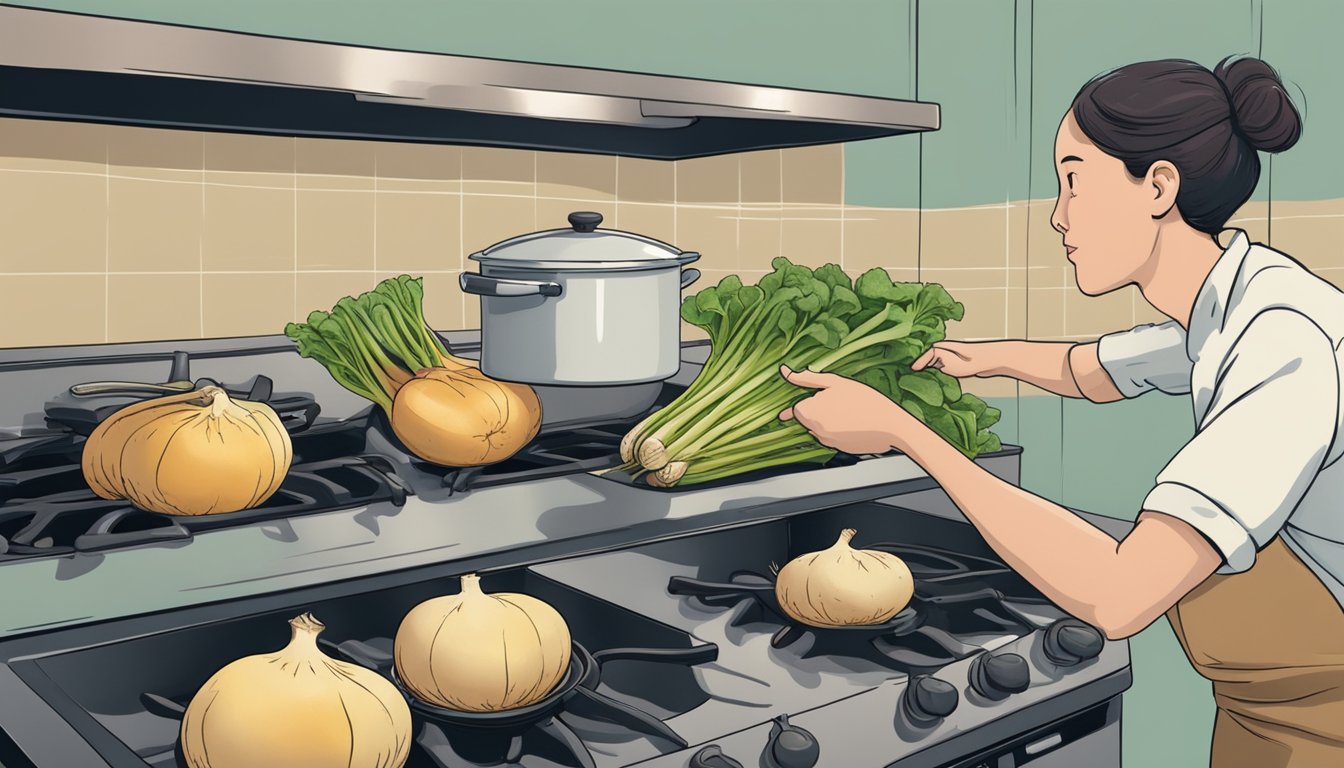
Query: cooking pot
460 211 701 386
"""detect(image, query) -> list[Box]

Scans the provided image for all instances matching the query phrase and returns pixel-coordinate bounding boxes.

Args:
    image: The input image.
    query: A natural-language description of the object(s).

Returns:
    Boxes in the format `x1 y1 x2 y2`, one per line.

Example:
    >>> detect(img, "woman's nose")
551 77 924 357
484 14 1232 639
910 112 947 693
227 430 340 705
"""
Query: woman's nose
1051 201 1068 235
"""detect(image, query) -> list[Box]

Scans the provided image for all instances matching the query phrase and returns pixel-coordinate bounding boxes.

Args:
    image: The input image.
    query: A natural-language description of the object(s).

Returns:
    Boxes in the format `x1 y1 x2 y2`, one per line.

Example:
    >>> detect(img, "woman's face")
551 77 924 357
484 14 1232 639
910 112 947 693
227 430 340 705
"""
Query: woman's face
1050 110 1160 296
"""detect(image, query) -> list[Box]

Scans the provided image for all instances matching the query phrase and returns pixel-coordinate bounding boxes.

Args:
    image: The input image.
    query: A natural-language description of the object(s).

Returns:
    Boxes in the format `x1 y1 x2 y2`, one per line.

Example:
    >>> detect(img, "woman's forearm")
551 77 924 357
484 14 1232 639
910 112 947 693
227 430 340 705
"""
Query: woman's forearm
885 410 1123 628
979 341 1084 398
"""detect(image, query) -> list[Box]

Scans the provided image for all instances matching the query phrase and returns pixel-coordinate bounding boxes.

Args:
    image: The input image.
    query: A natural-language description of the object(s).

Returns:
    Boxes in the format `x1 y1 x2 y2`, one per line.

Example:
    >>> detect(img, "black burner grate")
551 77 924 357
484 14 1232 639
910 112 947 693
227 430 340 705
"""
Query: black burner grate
668 543 1055 673
0 420 407 562
41 350 321 436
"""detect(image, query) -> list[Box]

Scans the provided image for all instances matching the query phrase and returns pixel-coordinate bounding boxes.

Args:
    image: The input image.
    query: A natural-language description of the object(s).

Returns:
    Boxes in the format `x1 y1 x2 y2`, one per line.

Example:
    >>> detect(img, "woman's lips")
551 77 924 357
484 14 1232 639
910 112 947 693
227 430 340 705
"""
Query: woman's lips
1065 245 1077 261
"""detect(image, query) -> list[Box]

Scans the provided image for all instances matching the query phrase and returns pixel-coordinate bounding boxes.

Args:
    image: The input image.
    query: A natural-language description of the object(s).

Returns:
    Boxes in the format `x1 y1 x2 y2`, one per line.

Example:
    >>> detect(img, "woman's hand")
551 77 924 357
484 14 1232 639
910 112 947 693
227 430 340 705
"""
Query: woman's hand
911 340 999 378
777 366 913 455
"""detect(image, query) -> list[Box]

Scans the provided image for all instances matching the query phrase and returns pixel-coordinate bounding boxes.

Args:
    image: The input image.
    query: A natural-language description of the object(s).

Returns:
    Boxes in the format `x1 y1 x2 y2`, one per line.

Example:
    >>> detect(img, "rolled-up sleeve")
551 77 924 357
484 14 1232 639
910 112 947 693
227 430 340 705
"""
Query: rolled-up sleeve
1096 320 1194 398
1142 309 1339 573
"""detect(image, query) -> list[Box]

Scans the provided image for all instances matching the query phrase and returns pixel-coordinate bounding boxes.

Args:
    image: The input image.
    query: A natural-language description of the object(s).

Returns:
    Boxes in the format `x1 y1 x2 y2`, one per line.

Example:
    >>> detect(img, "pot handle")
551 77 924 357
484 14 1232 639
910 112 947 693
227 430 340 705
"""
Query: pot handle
459 273 563 298
681 268 702 290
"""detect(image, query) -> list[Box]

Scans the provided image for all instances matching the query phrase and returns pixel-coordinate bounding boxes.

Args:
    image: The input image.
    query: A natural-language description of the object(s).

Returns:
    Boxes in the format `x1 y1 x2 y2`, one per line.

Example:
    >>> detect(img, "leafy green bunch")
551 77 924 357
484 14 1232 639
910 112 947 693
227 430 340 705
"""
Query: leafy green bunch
618 257 1002 487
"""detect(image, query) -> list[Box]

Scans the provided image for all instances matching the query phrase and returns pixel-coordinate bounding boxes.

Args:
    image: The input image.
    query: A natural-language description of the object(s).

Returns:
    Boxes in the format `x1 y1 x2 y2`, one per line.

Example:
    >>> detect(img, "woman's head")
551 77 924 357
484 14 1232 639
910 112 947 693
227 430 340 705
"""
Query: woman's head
1050 56 1301 295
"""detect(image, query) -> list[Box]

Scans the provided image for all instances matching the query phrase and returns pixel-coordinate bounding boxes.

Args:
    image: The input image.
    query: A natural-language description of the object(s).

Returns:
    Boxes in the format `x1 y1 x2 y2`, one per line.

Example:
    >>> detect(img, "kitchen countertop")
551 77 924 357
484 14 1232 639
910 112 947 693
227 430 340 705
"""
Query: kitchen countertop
0 333 1136 640
0 460 1135 640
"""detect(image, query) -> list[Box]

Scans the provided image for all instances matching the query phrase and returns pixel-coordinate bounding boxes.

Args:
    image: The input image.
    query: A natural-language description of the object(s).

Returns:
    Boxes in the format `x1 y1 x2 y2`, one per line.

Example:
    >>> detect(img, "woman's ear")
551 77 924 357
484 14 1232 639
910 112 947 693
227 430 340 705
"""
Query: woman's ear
1148 161 1180 220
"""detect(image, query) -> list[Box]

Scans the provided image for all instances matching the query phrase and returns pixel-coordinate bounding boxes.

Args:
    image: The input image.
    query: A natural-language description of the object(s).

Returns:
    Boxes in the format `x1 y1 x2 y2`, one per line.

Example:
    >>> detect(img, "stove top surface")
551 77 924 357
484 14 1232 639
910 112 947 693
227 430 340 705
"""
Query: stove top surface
0 502 1128 768
0 346 1019 566
10 567 723 768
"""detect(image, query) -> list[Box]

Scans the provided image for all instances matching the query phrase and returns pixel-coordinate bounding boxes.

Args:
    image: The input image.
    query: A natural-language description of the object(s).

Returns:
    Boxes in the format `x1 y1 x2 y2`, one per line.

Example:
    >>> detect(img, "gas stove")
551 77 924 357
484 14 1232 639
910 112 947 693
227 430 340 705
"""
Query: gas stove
0 333 1130 768
0 503 1126 768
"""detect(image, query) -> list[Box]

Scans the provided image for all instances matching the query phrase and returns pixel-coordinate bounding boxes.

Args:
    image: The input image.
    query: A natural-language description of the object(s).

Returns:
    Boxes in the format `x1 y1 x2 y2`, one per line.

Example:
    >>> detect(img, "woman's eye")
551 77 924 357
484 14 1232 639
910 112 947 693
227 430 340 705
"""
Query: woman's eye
1067 172 1076 189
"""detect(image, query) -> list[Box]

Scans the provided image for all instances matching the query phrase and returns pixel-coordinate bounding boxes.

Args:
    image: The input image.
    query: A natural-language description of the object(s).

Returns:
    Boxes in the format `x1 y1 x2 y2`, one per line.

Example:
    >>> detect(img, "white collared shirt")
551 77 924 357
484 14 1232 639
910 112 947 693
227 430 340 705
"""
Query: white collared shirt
1096 230 1344 608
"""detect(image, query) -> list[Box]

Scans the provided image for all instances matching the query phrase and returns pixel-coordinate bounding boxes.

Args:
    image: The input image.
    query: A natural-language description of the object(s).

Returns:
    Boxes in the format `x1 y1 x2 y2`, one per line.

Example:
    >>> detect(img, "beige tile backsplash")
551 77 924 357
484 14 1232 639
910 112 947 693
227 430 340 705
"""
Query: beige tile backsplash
3 116 1340 350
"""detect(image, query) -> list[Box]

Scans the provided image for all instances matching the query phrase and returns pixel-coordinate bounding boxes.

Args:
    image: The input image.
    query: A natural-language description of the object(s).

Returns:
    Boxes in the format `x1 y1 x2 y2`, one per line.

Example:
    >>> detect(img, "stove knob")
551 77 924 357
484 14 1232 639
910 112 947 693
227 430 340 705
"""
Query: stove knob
765 714 819 768
969 651 1030 700
1043 618 1105 666
691 744 744 768
901 674 960 724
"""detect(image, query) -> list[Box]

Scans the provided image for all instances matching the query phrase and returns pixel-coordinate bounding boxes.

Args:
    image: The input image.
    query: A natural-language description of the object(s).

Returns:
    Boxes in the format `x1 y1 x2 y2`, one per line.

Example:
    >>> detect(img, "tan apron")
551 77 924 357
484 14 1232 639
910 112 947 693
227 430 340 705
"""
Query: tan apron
1166 537 1344 767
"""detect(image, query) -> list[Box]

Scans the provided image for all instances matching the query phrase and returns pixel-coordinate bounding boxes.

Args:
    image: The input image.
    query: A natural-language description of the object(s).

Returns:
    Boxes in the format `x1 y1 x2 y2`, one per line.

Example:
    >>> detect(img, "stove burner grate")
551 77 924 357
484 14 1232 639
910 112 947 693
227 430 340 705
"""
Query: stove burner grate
668 542 1054 673
0 420 408 561
42 350 321 436
139 637 718 768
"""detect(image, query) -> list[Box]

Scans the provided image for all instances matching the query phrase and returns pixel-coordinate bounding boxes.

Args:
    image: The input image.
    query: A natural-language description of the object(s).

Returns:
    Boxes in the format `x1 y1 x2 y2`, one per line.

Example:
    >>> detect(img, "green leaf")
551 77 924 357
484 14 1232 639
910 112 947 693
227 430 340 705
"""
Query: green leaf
795 291 824 316
856 368 888 394
822 316 850 340
925 409 959 444
978 403 1002 430
857 269 922 308
949 393 988 419
913 283 965 323
885 303 912 325
801 320 843 349
847 306 883 332
976 430 1003 453
695 286 725 318
934 370 962 403
777 306 799 335
947 408 978 451
760 261 788 297
910 322 946 346
882 338 925 364
681 295 713 327
814 262 852 293
716 274 743 298
900 398 927 421
828 284 863 319
738 285 765 314
898 373 944 408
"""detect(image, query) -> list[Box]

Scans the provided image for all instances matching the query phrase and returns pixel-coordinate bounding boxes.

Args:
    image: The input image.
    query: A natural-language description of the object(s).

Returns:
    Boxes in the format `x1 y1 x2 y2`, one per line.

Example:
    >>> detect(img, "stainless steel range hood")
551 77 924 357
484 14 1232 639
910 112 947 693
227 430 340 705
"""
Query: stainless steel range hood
0 4 939 159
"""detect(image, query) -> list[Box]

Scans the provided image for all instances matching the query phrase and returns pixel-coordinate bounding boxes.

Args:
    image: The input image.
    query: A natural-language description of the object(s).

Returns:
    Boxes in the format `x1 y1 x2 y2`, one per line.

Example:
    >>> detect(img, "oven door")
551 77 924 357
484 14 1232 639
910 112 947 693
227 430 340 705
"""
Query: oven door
946 697 1121 768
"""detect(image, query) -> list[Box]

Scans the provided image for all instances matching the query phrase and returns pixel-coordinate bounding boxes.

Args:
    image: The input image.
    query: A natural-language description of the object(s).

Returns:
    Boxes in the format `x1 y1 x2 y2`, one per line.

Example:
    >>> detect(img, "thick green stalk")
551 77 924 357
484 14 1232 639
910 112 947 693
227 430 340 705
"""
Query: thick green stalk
650 337 804 457
656 326 835 459
645 336 795 446
624 296 779 450
681 392 812 460
665 376 800 461
686 425 818 469
678 428 819 473
295 328 389 409
331 306 410 386
287 276 472 416
811 321 915 373
661 321 911 464
680 445 836 486
839 302 896 345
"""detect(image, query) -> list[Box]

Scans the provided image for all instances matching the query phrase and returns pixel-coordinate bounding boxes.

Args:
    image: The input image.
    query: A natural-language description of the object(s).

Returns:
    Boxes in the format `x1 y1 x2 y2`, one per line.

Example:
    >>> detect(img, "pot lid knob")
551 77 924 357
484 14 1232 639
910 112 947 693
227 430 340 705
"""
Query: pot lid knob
568 211 603 233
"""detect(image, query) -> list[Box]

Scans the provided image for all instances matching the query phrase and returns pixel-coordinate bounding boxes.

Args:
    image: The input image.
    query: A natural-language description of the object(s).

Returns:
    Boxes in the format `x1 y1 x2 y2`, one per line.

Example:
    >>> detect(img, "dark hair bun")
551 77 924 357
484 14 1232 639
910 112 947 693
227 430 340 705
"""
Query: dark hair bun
1214 56 1302 153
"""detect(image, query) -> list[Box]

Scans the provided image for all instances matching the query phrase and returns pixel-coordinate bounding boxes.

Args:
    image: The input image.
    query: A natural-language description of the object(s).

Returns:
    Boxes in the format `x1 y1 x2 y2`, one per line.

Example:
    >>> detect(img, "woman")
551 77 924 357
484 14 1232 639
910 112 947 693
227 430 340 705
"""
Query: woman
780 56 1344 766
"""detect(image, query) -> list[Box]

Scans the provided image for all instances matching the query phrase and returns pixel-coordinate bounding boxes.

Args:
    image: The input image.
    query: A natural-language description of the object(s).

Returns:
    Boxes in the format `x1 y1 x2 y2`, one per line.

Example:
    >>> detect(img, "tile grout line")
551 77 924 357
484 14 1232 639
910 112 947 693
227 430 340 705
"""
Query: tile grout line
778 152 784 261
199 134 205 339
292 138 297 331
373 153 379 285
3 270 472 276
1004 193 1011 337
839 149 846 272
104 136 109 343
460 151 466 330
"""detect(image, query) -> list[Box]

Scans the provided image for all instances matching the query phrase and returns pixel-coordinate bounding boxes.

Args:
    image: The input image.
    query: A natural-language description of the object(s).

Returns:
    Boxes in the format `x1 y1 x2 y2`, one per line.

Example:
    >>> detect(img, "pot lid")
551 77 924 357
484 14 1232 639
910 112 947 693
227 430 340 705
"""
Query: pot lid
469 211 700 271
